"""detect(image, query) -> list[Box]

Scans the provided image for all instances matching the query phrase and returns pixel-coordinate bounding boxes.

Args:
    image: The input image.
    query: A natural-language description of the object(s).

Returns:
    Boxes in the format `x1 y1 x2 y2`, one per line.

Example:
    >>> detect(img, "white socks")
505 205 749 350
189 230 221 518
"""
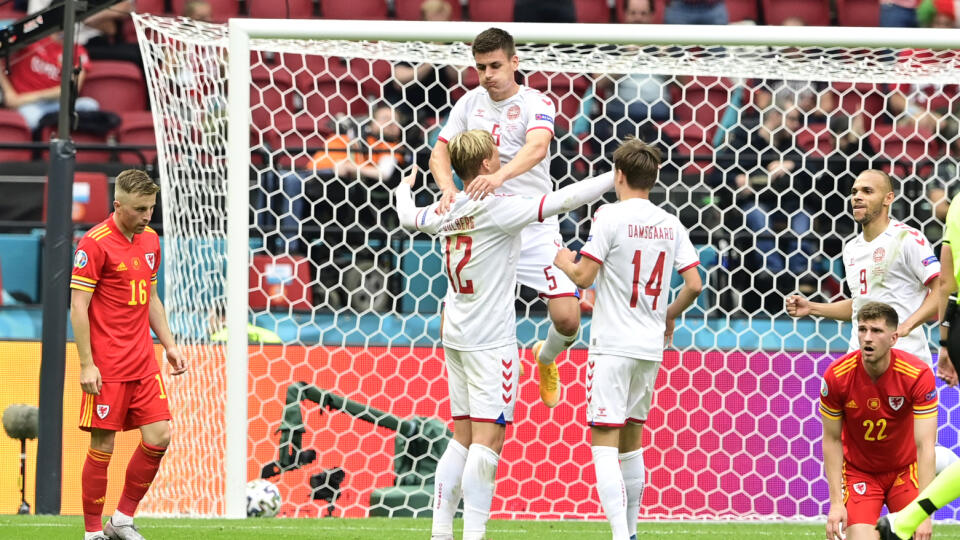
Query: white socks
592 446 630 540
619 449 645 538
431 439 468 538
540 324 578 365
462 443 500 540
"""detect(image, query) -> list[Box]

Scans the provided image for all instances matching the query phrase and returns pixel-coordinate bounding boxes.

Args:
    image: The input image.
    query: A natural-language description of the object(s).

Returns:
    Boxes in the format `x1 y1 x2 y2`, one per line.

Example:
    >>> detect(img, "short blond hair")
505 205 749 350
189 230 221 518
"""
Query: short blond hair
448 130 495 182
116 169 160 197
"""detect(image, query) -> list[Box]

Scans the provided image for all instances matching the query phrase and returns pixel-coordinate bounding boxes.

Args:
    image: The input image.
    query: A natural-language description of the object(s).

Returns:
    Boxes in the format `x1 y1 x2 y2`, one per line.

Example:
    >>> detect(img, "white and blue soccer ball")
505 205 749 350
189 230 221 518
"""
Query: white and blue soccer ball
246 479 282 517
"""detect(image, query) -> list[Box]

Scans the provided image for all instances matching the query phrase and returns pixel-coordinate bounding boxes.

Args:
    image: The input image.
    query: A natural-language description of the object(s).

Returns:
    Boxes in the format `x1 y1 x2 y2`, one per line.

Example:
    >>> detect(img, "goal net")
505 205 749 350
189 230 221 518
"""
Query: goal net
133 14 960 520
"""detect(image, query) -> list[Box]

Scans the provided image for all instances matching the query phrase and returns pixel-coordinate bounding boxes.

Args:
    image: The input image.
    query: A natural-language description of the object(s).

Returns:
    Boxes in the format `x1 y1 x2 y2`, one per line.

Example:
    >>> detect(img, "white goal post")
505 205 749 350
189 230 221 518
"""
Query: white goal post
135 14 960 519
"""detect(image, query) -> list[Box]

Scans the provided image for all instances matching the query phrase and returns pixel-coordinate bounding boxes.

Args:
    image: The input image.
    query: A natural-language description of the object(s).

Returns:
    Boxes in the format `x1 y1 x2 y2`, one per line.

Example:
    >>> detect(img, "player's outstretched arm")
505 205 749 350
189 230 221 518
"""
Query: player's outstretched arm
149 285 187 376
539 171 614 221
429 141 458 212
395 167 444 235
821 415 846 540
554 248 599 290
785 295 853 321
464 129 551 200
70 289 102 395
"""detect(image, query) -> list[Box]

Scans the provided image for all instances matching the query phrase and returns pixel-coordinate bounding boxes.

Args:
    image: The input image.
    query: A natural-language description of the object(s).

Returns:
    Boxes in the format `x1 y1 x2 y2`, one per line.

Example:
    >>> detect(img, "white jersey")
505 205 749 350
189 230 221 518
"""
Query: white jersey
409 192 546 351
438 85 556 200
580 199 700 360
843 219 940 360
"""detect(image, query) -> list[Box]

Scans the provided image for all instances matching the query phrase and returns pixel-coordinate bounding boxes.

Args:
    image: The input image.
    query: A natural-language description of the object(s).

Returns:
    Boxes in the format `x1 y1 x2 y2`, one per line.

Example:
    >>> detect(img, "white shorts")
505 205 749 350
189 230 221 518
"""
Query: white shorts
586 353 661 427
517 220 578 299
445 343 520 425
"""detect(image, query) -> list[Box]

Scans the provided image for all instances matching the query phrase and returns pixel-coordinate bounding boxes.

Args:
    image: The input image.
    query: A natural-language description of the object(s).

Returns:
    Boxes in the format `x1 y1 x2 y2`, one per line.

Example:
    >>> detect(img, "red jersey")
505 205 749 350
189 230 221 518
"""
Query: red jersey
820 348 938 473
7 36 90 94
70 215 162 382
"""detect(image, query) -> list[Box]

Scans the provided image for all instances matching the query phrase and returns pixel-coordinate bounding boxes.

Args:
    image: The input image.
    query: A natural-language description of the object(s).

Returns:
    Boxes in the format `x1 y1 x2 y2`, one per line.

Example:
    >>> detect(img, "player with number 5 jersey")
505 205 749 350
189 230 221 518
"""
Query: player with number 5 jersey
398 130 614 540
787 170 941 363
554 139 702 540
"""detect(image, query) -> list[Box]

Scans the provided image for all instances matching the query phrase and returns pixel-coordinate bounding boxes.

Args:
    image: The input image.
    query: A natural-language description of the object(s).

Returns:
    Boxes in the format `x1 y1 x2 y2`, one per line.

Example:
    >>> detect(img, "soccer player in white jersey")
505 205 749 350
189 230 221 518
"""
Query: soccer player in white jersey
554 139 703 540
399 130 615 540
430 27 578 408
786 169 941 363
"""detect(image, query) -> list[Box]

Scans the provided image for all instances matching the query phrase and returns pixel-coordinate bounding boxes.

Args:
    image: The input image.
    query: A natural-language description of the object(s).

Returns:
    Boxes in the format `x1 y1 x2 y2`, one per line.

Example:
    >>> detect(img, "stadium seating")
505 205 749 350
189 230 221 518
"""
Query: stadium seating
794 123 834 157
869 124 942 176
726 0 758 23
661 77 736 173
117 111 159 166
43 172 110 226
0 110 33 162
250 60 298 130
320 0 389 19
38 127 112 164
248 0 317 19
832 82 887 130
524 72 589 131
394 0 462 20
575 0 612 23
762 0 829 25
263 115 332 168
835 0 879 27
171 0 240 20
468 0 515 22
80 60 148 113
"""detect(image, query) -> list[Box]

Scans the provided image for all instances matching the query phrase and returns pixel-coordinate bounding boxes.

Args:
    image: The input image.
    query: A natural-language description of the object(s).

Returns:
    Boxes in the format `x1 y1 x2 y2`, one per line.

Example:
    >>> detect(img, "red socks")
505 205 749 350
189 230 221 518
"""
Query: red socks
116 441 166 516
82 448 112 532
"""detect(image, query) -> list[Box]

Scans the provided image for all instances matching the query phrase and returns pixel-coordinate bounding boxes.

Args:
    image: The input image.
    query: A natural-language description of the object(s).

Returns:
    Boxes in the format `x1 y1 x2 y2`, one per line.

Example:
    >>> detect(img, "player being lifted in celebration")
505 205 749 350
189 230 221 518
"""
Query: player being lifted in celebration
398 130 615 540
786 170 941 364
430 27 578 408
70 170 187 540
554 139 702 540
820 302 937 540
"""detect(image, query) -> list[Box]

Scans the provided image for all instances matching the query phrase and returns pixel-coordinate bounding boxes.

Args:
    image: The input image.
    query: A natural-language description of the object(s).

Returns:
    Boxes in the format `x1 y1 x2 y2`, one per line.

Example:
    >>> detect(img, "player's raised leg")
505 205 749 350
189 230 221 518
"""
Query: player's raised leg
82 427 115 540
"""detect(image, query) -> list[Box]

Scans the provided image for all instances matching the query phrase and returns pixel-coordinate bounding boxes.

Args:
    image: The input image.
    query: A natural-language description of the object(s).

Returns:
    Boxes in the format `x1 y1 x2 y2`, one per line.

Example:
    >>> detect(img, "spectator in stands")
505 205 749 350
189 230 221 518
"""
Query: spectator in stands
663 0 728 25
184 0 214 22
0 34 100 132
881 0 918 27
586 0 670 149
339 102 407 184
29 0 142 67
383 0 457 131
514 0 576 22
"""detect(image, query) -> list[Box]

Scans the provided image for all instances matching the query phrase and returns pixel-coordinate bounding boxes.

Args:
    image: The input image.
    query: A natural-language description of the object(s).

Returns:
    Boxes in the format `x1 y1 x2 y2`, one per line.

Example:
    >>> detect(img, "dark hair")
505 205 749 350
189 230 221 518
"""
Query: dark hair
472 27 515 58
612 138 661 190
857 301 899 329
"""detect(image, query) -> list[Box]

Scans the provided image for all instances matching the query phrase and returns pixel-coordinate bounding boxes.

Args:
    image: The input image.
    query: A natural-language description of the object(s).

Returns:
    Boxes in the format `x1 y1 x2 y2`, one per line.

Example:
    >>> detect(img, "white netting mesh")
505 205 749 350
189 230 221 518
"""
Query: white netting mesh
133 13 960 520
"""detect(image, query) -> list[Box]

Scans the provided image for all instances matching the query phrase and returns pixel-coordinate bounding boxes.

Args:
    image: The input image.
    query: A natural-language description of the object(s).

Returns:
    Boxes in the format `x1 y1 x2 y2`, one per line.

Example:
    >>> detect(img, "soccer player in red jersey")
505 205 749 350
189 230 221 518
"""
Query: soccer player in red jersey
70 170 187 540
820 301 937 540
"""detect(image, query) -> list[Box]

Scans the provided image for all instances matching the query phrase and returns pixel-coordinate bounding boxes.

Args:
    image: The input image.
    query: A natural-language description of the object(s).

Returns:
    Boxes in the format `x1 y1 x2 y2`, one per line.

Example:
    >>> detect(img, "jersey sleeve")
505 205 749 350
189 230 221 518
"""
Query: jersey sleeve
912 366 939 420
152 243 161 286
819 370 844 422
437 93 469 144
674 220 700 273
488 195 541 235
525 91 556 136
70 236 103 293
579 205 612 265
902 227 940 286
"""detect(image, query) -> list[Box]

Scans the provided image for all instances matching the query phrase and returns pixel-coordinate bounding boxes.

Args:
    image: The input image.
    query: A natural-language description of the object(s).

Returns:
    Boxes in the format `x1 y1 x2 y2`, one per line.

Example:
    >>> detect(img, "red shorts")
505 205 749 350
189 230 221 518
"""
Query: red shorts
79 373 171 432
843 461 919 525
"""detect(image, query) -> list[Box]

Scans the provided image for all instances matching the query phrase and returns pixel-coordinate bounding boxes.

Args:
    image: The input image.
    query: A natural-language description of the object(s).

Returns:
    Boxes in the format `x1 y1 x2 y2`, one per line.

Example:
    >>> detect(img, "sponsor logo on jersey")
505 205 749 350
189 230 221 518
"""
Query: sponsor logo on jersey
873 247 885 263
868 397 880 410
146 253 156 270
845 399 858 409
596 407 606 417
96 405 110 419
535 113 554 123
852 482 867 495
506 105 521 121
821 380 828 397
889 396 905 410
925 389 937 401
922 255 938 266
74 250 88 269
474 108 485 117
116 262 128 272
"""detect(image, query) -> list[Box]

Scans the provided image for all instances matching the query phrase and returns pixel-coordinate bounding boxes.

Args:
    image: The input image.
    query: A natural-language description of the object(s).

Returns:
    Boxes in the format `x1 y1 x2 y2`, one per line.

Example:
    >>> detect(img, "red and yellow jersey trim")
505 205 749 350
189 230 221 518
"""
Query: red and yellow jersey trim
79 393 95 428
820 402 843 419
86 448 111 463
914 403 939 419
70 274 97 292
892 359 922 379
89 225 111 242
143 226 158 236
832 355 859 378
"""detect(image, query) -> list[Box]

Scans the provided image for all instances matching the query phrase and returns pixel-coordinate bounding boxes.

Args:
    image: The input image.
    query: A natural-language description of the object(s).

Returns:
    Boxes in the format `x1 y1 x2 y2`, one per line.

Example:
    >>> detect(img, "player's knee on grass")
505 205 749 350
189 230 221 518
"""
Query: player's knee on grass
547 296 580 336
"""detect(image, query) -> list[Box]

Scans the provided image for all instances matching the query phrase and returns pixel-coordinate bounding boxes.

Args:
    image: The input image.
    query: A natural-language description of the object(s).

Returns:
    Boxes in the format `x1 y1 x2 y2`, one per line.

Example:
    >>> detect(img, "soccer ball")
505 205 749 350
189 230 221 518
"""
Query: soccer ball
246 479 282 517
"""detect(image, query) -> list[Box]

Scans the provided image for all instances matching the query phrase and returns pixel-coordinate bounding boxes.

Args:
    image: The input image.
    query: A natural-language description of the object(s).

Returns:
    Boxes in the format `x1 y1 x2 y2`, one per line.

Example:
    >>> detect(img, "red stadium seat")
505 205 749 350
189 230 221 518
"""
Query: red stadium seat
80 60 148 113
250 61 298 130
0 110 33 161
575 0 611 23
468 0 515 22
249 254 314 311
117 112 159 166
248 0 316 18
726 0 758 23
263 115 334 169
320 0 388 19
836 0 879 26
39 126 113 163
832 82 887 131
171 0 239 20
794 123 834 157
43 172 110 226
394 0 462 20
524 72 590 130
763 0 829 25
133 0 166 14
661 77 737 174
869 124 942 177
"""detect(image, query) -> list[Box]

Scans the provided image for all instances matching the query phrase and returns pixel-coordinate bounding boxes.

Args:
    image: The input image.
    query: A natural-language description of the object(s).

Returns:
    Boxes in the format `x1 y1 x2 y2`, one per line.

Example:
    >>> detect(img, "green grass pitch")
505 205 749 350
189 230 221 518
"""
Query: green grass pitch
4 516 960 539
